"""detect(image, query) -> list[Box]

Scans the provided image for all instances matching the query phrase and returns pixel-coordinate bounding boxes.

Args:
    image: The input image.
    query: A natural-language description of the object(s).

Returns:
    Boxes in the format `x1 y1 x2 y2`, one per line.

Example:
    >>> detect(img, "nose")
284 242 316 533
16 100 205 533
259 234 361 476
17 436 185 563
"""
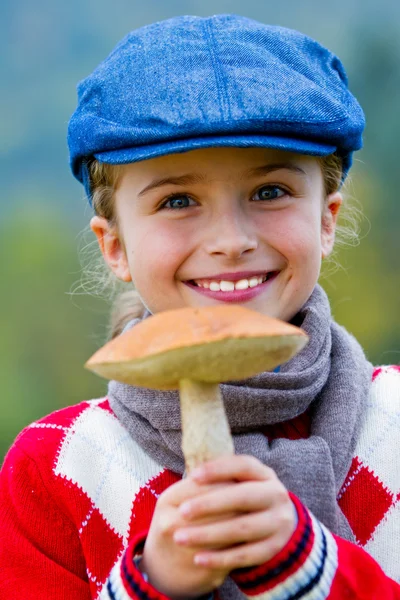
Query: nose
204 209 258 259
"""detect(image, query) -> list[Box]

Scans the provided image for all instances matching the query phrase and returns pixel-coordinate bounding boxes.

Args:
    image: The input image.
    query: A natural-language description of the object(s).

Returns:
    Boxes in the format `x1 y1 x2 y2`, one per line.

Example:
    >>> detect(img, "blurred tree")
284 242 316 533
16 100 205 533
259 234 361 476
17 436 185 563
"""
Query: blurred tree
0 205 108 459
0 167 398 461
322 166 400 365
1 0 399 461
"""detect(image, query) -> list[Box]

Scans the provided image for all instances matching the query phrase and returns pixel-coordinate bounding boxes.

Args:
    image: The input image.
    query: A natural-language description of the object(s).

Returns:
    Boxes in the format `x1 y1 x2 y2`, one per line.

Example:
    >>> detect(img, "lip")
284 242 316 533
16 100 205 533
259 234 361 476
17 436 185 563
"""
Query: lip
189 270 270 282
184 271 279 303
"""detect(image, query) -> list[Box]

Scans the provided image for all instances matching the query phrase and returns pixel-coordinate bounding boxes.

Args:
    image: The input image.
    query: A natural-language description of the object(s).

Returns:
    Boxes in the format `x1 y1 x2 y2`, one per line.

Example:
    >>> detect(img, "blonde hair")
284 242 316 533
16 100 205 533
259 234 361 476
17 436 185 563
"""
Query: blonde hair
80 153 361 338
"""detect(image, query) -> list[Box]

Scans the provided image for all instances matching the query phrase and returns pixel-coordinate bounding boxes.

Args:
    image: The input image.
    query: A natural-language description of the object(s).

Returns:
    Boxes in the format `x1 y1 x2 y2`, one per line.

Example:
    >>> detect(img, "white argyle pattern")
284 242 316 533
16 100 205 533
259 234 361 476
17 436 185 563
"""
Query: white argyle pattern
54 402 164 544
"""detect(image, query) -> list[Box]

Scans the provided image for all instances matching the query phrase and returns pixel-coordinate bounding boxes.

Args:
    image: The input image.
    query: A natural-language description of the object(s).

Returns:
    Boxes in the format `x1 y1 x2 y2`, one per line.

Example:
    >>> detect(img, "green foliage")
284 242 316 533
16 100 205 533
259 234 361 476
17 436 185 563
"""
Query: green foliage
322 169 400 366
0 167 398 462
1 1 399 461
0 206 109 459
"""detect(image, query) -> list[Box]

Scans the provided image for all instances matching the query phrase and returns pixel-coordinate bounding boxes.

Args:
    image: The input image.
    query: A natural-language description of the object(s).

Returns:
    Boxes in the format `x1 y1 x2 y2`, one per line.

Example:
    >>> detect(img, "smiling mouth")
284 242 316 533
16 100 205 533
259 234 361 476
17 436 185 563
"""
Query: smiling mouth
188 272 276 292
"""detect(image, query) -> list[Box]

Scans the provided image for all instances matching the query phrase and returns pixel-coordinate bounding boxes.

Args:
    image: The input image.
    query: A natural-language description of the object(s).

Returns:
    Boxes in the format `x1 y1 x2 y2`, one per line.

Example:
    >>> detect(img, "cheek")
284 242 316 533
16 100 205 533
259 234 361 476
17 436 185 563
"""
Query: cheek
267 212 322 262
126 220 193 282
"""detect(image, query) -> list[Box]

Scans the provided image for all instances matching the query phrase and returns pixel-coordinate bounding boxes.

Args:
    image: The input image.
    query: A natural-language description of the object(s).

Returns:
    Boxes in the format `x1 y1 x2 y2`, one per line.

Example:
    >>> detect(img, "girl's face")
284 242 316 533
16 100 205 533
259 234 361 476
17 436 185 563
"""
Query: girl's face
91 147 341 322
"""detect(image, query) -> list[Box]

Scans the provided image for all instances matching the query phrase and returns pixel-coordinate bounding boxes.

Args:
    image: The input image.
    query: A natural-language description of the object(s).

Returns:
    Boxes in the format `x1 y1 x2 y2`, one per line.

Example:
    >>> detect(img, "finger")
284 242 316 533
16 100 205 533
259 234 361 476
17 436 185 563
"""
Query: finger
157 505 182 536
180 480 278 520
174 510 275 549
160 477 219 508
190 455 275 484
193 536 285 570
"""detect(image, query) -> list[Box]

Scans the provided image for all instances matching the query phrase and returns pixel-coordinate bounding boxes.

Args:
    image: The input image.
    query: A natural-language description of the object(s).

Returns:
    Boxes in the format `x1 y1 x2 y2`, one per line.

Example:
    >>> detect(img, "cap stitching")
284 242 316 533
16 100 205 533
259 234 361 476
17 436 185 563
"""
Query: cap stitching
81 111 351 128
203 19 231 122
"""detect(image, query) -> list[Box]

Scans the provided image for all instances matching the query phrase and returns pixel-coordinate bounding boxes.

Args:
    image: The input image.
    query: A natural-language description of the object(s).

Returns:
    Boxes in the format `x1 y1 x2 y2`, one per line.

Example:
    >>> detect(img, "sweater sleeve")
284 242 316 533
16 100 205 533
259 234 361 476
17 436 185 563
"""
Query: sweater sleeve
101 532 214 600
0 443 92 600
231 494 400 599
100 532 172 599
0 442 206 600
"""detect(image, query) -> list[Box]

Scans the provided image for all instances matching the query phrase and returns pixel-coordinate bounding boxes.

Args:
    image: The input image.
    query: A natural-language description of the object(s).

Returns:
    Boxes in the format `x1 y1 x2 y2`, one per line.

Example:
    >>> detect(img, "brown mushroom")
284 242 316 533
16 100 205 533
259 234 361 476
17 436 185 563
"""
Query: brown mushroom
85 305 308 472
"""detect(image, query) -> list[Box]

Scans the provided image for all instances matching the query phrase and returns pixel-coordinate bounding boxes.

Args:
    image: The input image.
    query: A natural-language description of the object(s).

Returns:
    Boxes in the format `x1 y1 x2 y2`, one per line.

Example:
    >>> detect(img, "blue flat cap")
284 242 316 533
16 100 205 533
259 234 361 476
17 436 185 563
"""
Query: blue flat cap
68 14 365 201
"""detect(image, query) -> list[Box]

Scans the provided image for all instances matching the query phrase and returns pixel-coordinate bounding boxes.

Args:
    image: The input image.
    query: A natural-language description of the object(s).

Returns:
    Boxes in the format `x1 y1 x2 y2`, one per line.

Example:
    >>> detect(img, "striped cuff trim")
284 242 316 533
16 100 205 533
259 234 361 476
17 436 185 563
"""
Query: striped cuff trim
123 532 172 600
102 531 171 600
233 497 338 600
102 557 134 600
232 494 313 590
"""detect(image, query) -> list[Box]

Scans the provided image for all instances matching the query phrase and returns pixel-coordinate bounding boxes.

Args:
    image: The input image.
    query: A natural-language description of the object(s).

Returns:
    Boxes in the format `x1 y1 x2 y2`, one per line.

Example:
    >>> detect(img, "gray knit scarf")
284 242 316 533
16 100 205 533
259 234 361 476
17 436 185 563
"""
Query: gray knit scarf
109 285 372 597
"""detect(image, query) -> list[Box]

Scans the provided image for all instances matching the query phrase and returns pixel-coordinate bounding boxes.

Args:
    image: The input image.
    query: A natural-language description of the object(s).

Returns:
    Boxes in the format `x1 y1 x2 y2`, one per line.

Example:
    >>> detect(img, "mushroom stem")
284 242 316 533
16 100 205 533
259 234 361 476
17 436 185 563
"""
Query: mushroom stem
179 378 234 473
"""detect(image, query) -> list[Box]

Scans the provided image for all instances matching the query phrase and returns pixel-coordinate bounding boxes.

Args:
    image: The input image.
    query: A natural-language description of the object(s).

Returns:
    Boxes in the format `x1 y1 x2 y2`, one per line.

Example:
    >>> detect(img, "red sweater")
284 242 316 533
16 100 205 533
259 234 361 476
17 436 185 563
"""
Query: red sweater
1 365 399 599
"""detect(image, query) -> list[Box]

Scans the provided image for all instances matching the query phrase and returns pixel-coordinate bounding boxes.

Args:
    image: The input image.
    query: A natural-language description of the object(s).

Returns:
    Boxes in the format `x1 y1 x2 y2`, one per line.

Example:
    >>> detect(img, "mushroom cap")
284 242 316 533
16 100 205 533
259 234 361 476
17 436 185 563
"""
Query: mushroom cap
85 305 308 389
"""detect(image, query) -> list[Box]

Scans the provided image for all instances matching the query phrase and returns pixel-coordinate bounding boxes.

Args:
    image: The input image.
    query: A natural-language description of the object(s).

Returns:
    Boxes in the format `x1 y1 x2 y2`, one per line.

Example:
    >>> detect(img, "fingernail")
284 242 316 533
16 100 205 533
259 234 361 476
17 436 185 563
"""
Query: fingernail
190 467 206 481
194 554 208 566
174 530 189 544
180 502 192 516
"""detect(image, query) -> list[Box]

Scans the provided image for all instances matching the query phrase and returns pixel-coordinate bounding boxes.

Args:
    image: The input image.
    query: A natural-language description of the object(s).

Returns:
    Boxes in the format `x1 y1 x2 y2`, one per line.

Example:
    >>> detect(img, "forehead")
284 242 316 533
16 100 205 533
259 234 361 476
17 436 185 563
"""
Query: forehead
118 147 322 187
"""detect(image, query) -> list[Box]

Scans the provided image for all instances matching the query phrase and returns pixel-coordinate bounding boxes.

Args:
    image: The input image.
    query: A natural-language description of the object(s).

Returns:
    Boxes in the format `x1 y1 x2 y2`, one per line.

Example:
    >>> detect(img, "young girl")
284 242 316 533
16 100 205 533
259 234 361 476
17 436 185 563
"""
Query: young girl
1 14 399 600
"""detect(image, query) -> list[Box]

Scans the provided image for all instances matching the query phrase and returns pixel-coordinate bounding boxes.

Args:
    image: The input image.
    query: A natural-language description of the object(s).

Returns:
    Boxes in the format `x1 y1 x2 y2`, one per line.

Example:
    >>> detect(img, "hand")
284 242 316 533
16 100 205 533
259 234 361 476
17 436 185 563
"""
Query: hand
141 476 234 599
174 455 297 572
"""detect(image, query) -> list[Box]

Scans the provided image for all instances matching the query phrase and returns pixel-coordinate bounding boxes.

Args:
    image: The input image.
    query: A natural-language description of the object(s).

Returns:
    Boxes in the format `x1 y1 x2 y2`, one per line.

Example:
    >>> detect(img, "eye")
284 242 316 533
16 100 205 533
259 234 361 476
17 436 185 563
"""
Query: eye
253 185 286 201
161 194 197 210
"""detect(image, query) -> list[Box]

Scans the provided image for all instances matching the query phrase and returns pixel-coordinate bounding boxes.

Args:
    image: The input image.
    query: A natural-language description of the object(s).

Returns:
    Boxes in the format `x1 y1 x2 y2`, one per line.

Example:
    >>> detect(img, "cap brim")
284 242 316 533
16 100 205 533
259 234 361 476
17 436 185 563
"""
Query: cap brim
94 134 336 165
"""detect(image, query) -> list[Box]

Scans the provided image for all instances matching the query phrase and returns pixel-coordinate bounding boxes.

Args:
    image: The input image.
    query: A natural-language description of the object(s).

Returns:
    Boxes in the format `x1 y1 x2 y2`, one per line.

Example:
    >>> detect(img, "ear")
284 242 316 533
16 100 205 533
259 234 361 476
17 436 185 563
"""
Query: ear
321 191 342 258
90 216 132 282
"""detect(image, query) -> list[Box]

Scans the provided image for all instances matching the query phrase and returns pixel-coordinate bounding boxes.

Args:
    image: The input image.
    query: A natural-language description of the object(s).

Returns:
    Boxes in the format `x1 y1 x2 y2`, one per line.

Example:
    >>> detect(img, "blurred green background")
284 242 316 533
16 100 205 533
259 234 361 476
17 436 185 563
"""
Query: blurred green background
1 0 399 461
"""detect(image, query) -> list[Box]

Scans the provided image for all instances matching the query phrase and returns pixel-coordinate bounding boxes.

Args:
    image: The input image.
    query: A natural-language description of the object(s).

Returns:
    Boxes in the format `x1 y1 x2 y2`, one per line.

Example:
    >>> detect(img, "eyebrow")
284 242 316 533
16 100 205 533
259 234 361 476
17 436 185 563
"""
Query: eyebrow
138 162 307 197
138 173 207 197
243 163 308 179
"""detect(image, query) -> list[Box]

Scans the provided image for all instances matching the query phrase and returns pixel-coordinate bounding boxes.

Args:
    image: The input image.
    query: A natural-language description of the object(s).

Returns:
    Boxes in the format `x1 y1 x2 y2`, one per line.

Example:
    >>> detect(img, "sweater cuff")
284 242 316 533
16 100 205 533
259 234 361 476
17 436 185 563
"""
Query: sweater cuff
231 493 339 599
104 531 171 600
104 532 214 600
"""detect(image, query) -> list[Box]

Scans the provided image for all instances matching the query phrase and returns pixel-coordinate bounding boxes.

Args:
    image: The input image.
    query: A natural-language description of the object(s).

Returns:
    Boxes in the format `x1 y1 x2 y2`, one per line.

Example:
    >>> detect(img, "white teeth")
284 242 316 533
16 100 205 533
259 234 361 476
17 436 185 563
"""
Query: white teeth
220 280 235 292
235 279 249 290
194 274 271 291
249 277 259 288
